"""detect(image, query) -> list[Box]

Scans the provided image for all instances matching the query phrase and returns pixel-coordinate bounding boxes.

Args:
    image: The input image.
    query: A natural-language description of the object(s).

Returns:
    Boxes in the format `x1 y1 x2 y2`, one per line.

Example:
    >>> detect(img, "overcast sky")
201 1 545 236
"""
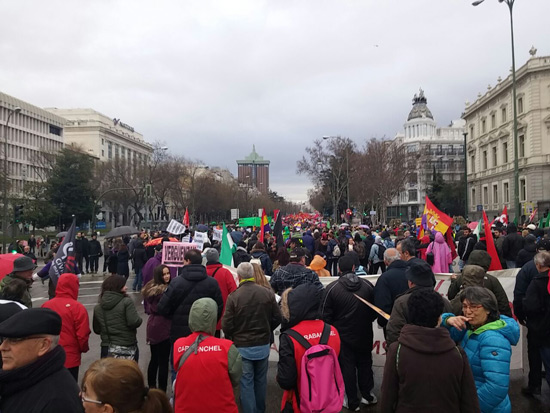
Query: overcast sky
1 0 548 202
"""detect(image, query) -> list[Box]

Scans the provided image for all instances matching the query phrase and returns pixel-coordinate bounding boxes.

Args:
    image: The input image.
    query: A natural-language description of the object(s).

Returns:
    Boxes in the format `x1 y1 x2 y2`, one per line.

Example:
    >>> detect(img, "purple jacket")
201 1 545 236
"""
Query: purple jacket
142 254 177 313
142 283 171 344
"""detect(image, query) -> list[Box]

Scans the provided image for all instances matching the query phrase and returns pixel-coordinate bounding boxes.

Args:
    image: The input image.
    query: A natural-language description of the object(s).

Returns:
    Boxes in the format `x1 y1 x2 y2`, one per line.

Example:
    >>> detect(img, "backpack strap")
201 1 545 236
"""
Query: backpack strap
396 343 402 375
319 323 331 345
177 334 206 373
286 328 312 350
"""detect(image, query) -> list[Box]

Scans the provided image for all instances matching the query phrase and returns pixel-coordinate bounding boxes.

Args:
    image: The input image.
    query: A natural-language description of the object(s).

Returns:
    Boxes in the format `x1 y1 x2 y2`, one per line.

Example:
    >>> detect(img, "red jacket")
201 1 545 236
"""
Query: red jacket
206 263 237 330
173 333 237 413
42 273 90 368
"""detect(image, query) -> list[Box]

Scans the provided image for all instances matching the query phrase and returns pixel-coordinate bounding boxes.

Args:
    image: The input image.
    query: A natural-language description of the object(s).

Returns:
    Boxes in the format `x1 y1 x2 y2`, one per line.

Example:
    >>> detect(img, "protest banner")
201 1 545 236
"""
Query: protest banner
212 228 223 242
193 231 207 251
162 242 198 267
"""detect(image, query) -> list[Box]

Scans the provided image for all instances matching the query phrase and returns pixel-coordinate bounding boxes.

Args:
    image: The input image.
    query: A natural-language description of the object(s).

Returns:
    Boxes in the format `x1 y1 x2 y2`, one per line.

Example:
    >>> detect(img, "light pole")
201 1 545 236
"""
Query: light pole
2 106 21 252
323 135 350 217
473 0 520 223
463 132 468 220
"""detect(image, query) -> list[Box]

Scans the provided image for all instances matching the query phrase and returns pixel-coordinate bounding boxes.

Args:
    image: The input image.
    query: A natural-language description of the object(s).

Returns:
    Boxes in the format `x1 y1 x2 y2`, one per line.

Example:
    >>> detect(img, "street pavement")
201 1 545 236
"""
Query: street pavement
29 262 550 412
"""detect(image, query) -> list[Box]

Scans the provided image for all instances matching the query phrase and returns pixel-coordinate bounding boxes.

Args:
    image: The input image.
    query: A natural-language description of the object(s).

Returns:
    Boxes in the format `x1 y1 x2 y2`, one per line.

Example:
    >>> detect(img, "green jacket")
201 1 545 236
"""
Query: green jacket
93 291 142 346
189 298 242 387
0 274 32 308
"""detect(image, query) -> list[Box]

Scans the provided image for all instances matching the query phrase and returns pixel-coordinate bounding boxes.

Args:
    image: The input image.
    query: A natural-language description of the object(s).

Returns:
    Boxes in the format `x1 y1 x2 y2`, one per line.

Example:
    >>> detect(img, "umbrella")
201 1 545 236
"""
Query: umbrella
467 221 478 230
145 237 179 247
104 226 140 239
340 223 350 227
359 225 370 229
56 231 67 238
0 253 24 281
196 224 208 232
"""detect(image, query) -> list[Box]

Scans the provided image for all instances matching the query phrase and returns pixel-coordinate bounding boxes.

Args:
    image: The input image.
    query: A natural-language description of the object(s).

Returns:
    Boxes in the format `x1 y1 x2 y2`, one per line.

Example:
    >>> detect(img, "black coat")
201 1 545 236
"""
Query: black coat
117 249 130 277
457 234 477 261
158 264 223 342
502 232 525 262
0 346 83 413
132 244 148 271
523 270 550 345
513 260 539 323
321 272 377 351
88 239 102 256
515 243 537 269
373 260 410 327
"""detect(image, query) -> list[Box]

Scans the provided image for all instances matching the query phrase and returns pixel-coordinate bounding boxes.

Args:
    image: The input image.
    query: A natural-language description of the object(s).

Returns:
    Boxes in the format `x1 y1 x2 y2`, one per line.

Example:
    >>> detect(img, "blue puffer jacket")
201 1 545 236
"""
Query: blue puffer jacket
442 314 519 413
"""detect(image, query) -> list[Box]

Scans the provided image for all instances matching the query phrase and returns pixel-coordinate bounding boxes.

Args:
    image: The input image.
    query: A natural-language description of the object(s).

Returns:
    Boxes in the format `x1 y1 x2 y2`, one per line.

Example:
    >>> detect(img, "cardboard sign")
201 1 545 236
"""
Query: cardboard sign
213 228 223 242
193 231 207 251
162 242 198 267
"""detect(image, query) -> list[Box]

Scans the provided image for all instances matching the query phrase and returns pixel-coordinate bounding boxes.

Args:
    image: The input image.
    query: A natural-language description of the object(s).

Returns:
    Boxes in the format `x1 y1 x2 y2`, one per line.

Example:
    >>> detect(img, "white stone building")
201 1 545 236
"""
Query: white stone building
388 90 466 221
0 91 65 196
462 51 550 222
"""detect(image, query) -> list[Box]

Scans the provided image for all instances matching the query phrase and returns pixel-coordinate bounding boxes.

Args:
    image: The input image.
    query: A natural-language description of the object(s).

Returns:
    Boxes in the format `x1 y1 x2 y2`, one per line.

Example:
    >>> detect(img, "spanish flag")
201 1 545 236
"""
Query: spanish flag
259 208 268 243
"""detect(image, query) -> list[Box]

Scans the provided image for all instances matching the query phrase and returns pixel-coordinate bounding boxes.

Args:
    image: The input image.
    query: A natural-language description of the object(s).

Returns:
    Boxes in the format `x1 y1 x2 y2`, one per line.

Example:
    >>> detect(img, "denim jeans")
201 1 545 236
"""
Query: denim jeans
133 268 143 291
240 357 269 413
539 346 550 386
458 259 466 271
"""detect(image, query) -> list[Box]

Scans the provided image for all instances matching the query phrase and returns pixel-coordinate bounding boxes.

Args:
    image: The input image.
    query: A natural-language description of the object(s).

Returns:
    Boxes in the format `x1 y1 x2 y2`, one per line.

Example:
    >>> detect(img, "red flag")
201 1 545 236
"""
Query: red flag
498 206 508 225
483 210 502 271
445 228 457 260
259 208 268 243
529 208 538 223
183 208 190 227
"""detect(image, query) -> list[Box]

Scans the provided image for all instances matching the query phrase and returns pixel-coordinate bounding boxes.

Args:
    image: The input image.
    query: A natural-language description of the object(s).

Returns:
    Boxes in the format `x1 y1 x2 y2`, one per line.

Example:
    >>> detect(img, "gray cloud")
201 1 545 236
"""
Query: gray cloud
1 0 548 202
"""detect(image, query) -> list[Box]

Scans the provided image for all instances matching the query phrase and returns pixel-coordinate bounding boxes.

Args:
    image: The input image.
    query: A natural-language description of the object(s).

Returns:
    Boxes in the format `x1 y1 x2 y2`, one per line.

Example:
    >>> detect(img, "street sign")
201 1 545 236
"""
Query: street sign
96 221 106 229
231 209 239 220
370 210 376 216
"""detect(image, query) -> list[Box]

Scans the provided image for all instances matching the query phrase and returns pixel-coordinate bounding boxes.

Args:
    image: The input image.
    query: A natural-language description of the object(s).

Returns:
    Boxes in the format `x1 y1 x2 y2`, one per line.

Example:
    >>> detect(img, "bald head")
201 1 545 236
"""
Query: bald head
384 248 401 266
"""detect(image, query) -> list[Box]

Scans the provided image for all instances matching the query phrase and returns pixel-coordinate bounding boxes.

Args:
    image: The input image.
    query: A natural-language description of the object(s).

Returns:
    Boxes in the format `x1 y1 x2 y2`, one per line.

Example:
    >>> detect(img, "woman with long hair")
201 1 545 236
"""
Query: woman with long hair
141 264 172 392
81 358 172 413
251 262 271 289
93 275 142 360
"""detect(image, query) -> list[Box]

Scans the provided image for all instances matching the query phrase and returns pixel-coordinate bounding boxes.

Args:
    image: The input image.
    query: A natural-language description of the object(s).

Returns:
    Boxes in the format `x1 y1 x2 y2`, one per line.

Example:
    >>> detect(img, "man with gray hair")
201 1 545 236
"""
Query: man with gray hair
0 308 83 412
523 251 550 394
222 262 281 413
373 248 409 333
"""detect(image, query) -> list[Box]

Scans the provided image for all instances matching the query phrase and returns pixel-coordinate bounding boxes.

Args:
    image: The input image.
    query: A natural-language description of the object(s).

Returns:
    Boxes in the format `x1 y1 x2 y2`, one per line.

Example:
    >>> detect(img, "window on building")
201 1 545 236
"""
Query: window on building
519 135 525 157
482 119 486 134
469 125 474 140
482 150 488 169
520 178 526 201
408 190 418 202
471 188 476 206
502 107 507 123
492 146 497 167
518 97 524 114
108 143 112 159
49 125 62 136
102 150 105 157
470 153 475 173
503 141 508 163
503 182 509 203
493 184 498 204
409 173 418 184
491 113 496 129
483 186 488 205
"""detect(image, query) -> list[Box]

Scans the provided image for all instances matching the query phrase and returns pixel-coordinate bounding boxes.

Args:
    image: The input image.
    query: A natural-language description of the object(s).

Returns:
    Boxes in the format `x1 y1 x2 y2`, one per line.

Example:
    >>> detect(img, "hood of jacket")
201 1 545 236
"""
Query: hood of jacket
434 232 445 244
100 291 125 311
281 283 321 329
308 255 327 271
251 250 267 258
179 264 208 281
188 297 217 335
462 265 486 287
467 250 491 272
55 273 79 300
141 281 168 298
469 315 520 345
399 324 456 354
374 236 383 246
338 272 363 292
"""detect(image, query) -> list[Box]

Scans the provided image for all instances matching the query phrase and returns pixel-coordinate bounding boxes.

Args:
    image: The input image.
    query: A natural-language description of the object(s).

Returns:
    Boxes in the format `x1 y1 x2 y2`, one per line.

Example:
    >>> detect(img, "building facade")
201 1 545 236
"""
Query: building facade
463 52 550 222
237 145 270 194
0 91 66 197
388 90 465 221
45 108 154 227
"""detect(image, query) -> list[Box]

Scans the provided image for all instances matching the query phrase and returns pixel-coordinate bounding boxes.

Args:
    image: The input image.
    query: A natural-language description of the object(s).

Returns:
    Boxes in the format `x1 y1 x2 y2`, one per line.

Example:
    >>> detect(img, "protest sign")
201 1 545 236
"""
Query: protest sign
166 219 186 235
193 231 207 251
213 228 223 242
162 242 198 267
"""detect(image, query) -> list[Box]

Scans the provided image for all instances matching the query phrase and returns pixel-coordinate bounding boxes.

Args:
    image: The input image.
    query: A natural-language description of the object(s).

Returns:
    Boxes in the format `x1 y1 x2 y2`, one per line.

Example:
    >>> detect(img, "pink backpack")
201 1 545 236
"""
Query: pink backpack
286 323 345 413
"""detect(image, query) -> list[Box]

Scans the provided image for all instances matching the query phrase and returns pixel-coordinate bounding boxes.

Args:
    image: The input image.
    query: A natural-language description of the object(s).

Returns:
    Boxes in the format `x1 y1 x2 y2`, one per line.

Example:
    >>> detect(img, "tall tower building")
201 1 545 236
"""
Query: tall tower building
237 145 270 194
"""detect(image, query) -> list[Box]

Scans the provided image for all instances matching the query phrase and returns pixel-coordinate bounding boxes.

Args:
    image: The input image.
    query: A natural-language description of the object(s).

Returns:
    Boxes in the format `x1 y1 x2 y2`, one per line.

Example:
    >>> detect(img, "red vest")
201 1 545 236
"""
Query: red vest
173 333 238 413
287 320 341 397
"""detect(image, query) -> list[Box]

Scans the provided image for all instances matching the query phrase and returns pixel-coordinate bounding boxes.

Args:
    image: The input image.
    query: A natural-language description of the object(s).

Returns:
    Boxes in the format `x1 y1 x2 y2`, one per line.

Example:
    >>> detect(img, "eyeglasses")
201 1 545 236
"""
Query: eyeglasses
0 336 46 345
80 392 104 405
462 304 483 312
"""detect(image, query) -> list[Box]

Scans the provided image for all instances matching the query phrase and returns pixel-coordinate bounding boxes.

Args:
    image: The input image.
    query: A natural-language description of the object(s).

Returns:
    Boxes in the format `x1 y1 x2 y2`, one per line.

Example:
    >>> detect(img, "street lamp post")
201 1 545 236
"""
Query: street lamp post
2 106 21 253
473 0 520 223
463 132 468 220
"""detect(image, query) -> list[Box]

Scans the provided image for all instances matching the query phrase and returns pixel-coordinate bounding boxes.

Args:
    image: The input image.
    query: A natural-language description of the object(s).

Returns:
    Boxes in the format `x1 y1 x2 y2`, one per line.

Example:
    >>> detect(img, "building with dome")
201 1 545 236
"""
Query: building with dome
237 145 270 194
387 89 466 221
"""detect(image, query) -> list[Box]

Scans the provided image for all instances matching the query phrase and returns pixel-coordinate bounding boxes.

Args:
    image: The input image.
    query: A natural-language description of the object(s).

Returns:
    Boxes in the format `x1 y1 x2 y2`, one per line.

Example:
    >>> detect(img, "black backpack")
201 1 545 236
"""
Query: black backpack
377 244 386 260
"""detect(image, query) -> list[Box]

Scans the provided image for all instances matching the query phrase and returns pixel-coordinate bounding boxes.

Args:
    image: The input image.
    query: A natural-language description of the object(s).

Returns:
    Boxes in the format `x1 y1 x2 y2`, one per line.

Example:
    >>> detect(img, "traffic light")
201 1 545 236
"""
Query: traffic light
14 205 24 223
